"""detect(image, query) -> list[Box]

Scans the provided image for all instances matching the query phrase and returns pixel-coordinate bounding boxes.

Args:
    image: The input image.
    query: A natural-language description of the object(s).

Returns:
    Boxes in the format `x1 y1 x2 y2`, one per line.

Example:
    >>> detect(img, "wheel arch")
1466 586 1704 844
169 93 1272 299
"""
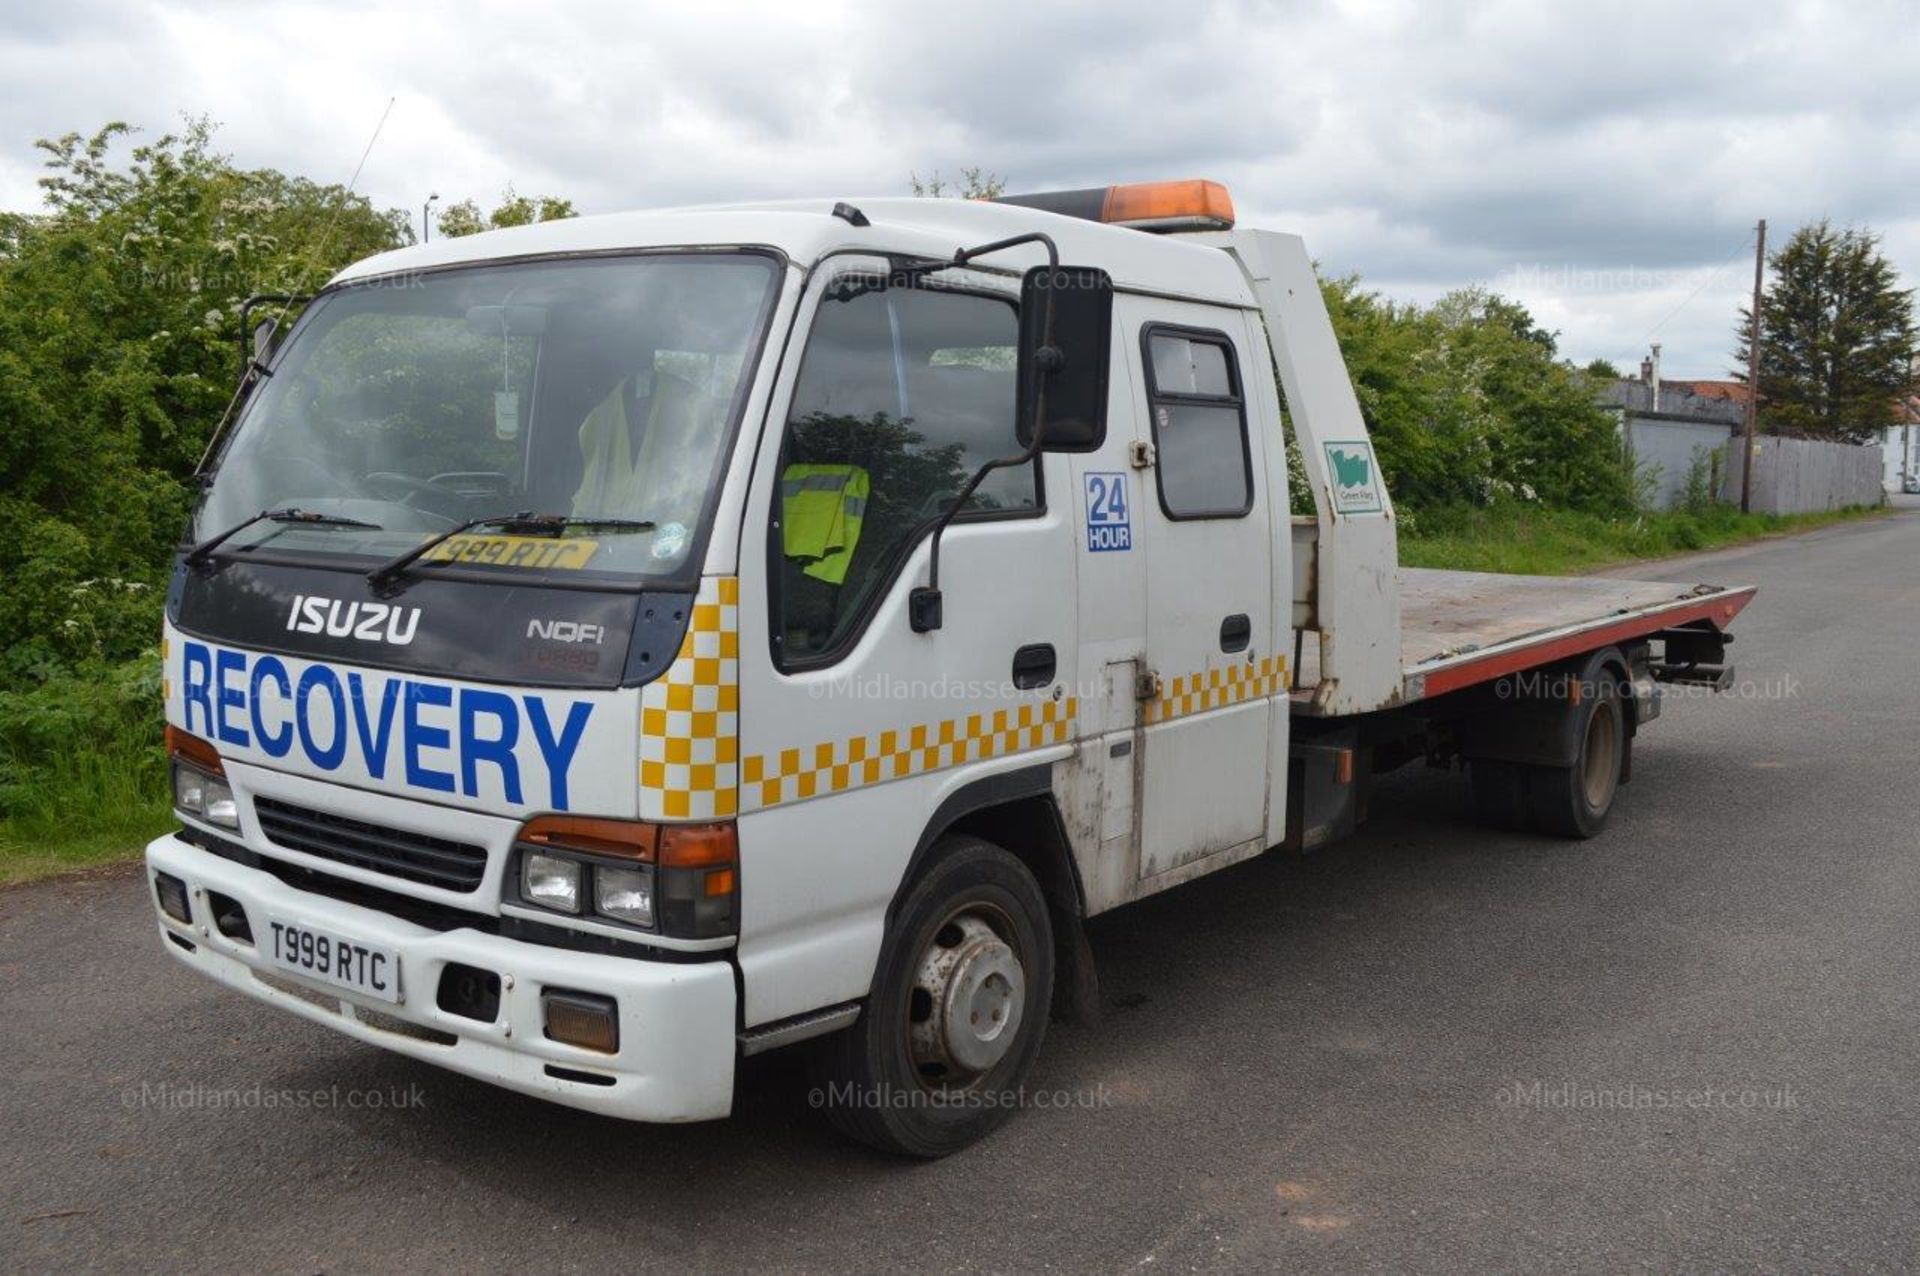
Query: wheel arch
891 764 1098 1024
1592 643 1636 715
1449 642 1635 770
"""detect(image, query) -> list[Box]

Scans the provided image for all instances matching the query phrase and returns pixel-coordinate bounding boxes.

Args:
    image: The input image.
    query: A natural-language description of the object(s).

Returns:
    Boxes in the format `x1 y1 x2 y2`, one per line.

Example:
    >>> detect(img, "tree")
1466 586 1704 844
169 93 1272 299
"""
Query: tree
437 186 576 238
909 167 1006 200
1321 279 1632 514
1735 220 1916 443
0 119 409 671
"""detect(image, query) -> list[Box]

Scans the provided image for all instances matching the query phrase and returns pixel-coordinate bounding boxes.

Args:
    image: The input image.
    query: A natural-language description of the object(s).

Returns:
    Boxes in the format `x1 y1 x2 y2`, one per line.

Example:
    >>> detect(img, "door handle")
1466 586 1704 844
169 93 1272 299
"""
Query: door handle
1011 643 1056 690
1219 613 1252 654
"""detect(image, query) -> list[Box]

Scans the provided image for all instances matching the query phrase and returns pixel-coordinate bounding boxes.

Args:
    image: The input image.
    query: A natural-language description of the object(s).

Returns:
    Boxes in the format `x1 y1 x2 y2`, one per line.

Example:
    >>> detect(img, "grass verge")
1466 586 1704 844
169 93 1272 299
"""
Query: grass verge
1398 502 1888 574
1 656 171 887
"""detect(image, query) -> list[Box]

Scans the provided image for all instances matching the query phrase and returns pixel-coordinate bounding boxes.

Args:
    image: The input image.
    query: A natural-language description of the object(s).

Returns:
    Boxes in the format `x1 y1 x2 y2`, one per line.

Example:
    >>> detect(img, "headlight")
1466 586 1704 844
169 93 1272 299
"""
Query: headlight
173 762 208 813
166 727 236 829
594 865 655 927
509 816 737 938
202 775 238 827
521 852 582 914
171 759 238 829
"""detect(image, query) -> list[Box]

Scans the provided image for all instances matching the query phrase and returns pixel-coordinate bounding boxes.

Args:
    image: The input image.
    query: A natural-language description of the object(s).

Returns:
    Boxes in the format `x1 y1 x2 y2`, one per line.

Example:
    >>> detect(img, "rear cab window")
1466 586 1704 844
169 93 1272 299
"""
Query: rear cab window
1141 326 1254 519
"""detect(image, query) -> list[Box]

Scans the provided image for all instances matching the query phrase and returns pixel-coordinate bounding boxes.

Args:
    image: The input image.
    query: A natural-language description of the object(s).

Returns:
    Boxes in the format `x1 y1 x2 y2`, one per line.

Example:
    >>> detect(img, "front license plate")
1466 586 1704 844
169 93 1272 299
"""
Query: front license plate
262 915 401 1003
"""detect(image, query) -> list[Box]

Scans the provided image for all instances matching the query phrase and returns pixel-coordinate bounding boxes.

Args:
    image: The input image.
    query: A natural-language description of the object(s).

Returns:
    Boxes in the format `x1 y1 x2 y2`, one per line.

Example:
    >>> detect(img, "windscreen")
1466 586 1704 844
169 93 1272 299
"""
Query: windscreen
196 252 780 582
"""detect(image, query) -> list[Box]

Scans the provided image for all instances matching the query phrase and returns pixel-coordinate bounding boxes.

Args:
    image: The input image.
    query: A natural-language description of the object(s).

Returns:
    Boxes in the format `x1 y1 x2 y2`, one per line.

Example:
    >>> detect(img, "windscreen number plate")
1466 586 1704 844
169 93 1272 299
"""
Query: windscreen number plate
423 533 600 570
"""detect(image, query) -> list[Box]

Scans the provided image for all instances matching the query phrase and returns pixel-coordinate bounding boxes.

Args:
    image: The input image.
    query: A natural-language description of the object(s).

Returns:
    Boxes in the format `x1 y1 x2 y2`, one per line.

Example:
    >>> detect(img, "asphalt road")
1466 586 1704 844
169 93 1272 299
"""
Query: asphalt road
5 507 1919 1272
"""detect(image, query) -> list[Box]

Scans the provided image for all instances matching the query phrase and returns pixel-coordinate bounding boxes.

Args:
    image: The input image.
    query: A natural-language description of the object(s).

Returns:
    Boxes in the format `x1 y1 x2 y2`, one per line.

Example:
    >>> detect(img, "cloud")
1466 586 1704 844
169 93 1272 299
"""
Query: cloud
1 0 1913 377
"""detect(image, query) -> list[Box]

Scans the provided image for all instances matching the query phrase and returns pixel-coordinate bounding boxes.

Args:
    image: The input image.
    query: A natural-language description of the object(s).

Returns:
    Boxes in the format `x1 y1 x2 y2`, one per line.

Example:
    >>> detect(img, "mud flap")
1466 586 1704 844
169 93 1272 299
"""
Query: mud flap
1284 726 1363 851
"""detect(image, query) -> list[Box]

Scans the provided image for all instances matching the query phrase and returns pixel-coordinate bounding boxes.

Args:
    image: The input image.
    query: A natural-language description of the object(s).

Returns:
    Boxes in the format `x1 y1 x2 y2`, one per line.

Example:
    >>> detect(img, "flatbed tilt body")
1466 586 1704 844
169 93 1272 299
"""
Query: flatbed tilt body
1292 568 1756 712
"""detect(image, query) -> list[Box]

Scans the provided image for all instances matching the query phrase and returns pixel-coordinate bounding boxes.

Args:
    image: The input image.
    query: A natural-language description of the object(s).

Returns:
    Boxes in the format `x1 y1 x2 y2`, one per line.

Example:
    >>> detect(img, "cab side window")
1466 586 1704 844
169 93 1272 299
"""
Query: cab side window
1142 327 1253 518
774 279 1038 665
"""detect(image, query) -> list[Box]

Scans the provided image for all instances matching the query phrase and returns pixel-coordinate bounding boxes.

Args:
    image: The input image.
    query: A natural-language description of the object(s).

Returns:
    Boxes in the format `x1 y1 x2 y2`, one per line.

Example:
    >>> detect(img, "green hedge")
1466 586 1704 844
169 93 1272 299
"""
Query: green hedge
0 653 171 881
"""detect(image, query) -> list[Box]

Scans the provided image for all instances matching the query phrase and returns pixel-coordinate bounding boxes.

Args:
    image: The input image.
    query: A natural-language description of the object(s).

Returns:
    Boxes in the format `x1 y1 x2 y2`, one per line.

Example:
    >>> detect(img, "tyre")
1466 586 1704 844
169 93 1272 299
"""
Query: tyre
1525 652 1627 839
814 835 1055 1158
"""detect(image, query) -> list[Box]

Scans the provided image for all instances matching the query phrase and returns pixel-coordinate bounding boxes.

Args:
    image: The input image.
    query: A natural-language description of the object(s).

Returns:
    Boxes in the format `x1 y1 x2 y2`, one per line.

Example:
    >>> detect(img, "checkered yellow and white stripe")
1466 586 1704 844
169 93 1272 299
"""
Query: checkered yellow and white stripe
742 698 1077 813
636 581 1282 819
638 576 740 820
1145 653 1289 725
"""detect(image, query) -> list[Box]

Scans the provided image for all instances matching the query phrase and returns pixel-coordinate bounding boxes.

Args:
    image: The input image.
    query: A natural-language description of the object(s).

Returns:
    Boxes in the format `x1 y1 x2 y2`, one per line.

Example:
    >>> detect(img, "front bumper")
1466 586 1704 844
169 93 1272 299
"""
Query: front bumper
144 832 738 1122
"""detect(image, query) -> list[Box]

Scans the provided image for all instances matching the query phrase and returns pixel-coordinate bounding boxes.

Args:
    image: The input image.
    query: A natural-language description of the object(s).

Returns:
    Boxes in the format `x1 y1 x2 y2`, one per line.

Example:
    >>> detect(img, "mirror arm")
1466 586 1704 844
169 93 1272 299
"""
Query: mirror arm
911 436 1043 633
954 231 1059 273
909 235 1062 635
237 293 309 380
197 292 310 478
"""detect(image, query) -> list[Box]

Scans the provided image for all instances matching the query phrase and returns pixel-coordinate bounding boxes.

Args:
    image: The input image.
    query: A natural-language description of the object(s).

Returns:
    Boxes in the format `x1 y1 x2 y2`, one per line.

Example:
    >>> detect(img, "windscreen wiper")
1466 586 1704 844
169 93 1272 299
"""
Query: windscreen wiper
185 507 382 567
367 511 656 589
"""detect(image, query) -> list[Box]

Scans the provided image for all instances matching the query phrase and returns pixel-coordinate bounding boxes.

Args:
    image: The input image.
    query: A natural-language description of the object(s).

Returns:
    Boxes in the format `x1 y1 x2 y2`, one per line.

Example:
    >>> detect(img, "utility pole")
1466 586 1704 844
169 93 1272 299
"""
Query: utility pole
1740 218 1766 513
1908 354 1918 488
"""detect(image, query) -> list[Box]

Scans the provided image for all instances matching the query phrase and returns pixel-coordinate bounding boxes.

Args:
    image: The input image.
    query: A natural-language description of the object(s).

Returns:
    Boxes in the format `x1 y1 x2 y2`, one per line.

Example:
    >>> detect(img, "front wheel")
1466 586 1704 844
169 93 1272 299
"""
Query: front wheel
814 836 1054 1158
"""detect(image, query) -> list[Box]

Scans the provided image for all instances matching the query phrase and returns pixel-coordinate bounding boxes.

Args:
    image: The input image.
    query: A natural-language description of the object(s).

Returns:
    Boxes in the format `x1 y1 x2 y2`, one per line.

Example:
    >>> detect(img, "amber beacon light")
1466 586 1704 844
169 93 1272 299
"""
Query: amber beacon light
995 179 1236 232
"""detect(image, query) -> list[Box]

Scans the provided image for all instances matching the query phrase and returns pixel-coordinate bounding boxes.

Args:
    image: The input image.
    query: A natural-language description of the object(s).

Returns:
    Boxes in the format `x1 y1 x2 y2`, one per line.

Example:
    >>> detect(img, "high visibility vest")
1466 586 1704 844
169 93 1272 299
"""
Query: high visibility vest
572 373 714 524
781 463 869 585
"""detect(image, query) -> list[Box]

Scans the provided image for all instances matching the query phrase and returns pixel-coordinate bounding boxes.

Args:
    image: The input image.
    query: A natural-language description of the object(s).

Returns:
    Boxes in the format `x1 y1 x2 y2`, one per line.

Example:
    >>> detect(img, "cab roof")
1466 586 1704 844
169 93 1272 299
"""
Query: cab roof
330 196 1258 307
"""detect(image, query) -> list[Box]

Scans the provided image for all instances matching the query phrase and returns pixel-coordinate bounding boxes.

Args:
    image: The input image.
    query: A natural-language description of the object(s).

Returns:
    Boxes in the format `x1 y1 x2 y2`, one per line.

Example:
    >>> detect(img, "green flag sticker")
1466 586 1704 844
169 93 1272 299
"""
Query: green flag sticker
1322 441 1384 514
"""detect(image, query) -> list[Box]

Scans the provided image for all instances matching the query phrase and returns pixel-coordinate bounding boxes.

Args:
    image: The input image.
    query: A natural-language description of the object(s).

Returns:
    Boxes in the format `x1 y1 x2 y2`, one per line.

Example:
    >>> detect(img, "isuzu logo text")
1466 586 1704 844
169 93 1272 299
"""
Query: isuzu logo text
286 595 422 646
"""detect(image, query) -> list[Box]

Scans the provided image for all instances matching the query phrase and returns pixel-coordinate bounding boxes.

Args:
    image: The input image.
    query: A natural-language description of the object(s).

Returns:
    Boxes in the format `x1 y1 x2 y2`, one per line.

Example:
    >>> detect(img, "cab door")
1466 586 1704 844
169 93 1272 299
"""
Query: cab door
1124 302 1276 878
729 258 1078 1027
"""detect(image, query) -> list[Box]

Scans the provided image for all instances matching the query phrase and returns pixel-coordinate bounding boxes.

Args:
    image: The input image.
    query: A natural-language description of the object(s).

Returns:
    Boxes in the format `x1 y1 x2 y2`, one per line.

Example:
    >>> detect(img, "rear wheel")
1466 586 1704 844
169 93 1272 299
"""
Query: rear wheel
1466 649 1629 839
814 835 1054 1158
1527 673 1626 838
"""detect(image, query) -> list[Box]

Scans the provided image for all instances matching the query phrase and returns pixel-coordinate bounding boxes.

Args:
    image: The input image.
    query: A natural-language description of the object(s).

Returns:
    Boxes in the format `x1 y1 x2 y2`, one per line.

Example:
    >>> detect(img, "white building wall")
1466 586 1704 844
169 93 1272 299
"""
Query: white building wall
1624 416 1737 510
1881 425 1917 490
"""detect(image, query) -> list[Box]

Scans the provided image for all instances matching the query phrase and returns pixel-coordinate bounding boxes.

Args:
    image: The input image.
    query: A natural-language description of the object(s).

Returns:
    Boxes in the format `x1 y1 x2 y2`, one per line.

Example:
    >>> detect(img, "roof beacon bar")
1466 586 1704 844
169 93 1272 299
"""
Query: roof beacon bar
995 179 1235 233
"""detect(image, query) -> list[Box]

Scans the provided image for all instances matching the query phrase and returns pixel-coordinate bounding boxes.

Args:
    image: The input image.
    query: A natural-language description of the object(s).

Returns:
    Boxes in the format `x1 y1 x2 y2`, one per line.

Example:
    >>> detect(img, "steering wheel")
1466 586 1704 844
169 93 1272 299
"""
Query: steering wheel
362 470 495 519
363 470 454 500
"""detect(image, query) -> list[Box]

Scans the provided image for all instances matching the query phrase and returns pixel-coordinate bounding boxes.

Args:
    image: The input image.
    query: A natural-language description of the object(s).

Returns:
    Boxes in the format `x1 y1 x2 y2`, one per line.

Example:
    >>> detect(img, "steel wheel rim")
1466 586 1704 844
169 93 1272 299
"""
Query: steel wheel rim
904 902 1027 1090
1582 701 1621 809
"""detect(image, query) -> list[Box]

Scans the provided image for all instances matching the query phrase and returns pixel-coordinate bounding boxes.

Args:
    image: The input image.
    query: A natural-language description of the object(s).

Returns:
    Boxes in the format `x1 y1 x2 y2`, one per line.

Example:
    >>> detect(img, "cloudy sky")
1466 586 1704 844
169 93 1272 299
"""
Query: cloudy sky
3 0 1914 378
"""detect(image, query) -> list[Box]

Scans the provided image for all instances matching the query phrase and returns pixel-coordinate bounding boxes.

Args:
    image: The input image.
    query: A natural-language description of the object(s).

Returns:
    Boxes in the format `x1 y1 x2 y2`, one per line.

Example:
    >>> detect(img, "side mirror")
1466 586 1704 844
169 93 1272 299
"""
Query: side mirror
251 317 280 368
1015 264 1112 452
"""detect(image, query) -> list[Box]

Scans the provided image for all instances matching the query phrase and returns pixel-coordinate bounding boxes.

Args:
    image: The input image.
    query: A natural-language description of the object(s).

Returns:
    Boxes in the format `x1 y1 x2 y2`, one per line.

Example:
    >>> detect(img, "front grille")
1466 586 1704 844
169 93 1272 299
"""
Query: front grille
253 797 488 892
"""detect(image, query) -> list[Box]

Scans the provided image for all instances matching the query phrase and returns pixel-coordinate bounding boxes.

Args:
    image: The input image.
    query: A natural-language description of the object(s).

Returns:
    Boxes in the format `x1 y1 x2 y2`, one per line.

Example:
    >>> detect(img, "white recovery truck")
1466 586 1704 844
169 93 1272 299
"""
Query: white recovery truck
146 180 1755 1155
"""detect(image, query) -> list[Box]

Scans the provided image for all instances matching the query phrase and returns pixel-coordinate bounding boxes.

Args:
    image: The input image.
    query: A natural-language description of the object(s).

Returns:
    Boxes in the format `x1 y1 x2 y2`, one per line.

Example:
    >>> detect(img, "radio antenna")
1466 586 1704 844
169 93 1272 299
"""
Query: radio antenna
196 96 398 473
